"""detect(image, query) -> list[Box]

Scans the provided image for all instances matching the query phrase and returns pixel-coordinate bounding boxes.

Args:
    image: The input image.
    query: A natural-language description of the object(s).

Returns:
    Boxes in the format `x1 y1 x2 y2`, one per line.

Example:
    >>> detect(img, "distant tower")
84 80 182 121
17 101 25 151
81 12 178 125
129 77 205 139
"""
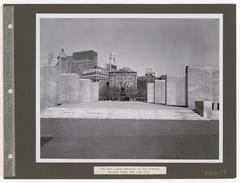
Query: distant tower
57 48 67 60
56 48 69 73
109 52 116 64
106 52 117 72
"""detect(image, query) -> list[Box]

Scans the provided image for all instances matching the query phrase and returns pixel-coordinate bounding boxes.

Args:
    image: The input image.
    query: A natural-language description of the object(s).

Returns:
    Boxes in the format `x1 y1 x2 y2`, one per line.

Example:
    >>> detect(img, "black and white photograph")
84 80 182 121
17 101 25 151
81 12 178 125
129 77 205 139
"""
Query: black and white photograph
36 14 222 163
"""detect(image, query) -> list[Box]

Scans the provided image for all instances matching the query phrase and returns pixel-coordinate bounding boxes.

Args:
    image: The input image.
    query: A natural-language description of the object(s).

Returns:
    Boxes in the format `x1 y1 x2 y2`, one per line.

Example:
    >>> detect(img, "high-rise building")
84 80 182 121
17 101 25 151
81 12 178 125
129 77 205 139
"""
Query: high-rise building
71 50 98 76
105 52 117 72
109 52 116 63
56 49 98 76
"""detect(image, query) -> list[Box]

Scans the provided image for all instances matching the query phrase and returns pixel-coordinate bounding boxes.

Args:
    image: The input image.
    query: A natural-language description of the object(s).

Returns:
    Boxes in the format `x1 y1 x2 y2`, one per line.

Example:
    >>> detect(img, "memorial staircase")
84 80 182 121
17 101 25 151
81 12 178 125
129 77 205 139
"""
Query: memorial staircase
41 101 205 120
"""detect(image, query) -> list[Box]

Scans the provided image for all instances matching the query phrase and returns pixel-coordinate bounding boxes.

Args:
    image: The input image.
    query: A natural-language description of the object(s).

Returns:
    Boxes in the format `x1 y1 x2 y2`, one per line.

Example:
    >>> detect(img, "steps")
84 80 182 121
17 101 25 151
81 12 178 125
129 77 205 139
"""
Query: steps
41 103 206 120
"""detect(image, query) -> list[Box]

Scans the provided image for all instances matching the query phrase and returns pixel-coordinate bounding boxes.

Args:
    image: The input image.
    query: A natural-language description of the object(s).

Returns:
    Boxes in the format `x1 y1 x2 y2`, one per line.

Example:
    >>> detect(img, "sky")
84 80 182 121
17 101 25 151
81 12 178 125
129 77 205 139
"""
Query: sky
40 18 219 76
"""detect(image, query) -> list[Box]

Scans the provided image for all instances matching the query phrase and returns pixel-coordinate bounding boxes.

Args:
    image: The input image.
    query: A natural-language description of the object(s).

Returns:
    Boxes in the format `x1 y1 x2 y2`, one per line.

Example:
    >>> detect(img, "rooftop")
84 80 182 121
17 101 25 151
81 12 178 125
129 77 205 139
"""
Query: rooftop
109 67 137 73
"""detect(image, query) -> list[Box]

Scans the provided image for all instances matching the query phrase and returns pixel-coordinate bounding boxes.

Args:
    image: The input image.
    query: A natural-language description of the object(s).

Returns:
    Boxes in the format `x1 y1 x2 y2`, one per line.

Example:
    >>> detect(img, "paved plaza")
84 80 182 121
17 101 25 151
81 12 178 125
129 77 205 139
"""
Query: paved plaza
41 118 219 159
41 101 207 120
41 101 219 159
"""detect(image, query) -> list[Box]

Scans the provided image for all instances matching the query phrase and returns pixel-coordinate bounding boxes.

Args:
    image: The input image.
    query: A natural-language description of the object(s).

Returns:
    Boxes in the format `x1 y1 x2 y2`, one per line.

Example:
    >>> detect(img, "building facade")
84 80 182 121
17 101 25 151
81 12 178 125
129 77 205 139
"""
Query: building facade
109 68 137 89
106 63 117 72
71 50 98 76
137 76 147 101
81 66 109 83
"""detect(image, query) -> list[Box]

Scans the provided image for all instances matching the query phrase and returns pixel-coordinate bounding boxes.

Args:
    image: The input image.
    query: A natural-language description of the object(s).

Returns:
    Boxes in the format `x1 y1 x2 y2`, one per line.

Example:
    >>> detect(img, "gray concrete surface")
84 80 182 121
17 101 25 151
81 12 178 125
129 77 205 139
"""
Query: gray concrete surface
41 118 218 138
40 118 219 159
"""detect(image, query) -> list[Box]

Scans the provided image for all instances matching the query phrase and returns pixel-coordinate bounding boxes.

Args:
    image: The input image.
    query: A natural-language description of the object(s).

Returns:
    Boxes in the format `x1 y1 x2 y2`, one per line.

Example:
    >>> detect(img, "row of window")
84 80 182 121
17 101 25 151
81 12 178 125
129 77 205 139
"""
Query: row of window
110 78 136 82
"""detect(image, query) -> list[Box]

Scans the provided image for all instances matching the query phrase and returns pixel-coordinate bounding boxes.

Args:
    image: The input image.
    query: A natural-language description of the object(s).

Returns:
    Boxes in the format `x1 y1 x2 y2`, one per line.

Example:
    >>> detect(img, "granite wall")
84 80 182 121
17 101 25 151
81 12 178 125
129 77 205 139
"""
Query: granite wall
154 80 166 104
186 66 219 109
147 83 155 103
79 79 91 102
90 82 99 102
166 76 185 106
40 65 59 110
41 64 100 109
59 73 80 104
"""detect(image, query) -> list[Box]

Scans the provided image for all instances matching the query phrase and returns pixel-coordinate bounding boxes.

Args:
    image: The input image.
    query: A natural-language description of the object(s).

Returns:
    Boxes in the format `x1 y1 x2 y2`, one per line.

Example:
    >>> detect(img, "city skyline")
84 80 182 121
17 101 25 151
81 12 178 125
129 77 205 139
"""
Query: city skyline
40 18 219 76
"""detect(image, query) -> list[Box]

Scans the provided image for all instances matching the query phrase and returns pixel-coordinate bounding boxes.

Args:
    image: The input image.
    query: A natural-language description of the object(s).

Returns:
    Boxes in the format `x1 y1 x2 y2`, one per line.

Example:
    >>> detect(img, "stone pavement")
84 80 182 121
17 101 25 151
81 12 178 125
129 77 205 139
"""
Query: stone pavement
41 135 219 159
41 101 207 120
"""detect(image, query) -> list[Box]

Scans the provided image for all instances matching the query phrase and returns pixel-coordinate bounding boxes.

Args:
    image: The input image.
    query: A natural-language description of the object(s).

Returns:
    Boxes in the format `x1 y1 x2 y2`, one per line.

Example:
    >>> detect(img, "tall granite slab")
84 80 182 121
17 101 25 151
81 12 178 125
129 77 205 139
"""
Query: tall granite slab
79 79 91 102
90 82 99 102
59 73 79 104
40 66 44 105
166 76 185 106
186 66 219 109
212 69 219 105
147 83 154 103
40 65 59 109
154 80 166 104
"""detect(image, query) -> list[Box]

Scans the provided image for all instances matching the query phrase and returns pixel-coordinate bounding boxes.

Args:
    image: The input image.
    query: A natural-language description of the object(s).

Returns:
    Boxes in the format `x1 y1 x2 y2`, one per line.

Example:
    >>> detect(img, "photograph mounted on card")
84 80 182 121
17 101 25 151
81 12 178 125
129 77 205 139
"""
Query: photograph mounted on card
3 4 236 179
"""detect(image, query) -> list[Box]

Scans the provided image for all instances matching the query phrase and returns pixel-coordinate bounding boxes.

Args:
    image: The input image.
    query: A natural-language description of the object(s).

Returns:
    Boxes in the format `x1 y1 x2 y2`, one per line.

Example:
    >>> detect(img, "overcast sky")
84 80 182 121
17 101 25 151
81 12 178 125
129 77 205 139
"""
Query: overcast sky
40 18 219 76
